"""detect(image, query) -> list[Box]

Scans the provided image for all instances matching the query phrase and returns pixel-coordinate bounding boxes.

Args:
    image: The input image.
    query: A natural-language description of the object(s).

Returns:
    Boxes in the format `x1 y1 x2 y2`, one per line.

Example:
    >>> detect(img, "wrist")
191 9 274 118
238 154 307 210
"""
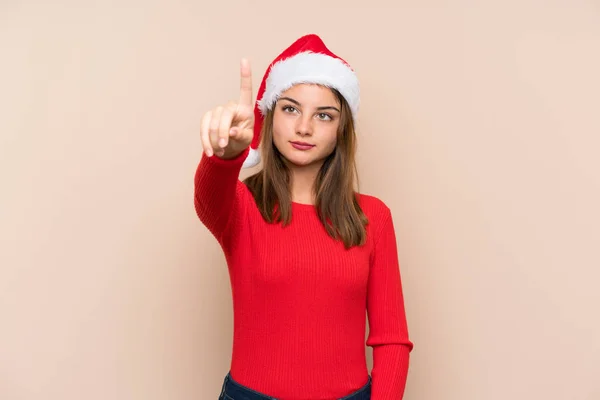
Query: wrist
218 146 248 160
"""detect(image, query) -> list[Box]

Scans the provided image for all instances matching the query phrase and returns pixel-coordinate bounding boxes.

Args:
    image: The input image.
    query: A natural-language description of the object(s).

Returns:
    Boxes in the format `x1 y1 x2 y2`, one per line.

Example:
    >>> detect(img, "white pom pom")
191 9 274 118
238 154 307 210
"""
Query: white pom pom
242 147 261 168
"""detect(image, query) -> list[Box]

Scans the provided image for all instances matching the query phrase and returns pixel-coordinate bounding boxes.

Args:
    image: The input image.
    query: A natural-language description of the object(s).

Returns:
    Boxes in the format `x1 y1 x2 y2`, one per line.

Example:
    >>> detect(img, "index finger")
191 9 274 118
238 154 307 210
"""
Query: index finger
239 58 253 106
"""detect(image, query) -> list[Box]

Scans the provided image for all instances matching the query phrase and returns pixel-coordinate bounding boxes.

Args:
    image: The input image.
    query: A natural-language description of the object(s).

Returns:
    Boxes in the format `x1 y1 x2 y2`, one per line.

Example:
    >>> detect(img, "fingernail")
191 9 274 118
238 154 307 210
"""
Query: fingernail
229 128 237 136
206 149 213 157
219 138 227 148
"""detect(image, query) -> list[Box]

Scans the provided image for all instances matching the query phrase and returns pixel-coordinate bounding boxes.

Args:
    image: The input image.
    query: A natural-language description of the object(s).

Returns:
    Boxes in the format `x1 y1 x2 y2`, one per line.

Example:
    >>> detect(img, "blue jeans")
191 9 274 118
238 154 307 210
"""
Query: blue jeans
218 372 372 400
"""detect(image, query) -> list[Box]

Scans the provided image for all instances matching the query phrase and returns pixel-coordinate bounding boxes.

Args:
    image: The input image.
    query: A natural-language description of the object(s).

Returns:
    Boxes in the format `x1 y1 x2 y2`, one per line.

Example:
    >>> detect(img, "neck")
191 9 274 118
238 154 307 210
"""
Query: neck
289 162 322 205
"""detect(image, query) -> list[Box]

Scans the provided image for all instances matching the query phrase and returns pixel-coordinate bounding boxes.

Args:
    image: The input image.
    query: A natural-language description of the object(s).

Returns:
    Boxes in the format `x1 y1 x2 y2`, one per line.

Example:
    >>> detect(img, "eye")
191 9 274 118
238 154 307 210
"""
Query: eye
317 113 333 121
282 105 298 113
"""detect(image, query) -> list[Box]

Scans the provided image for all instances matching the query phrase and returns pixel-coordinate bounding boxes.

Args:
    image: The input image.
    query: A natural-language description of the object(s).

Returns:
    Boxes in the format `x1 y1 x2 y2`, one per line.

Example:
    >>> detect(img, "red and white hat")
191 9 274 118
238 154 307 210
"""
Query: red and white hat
243 34 360 168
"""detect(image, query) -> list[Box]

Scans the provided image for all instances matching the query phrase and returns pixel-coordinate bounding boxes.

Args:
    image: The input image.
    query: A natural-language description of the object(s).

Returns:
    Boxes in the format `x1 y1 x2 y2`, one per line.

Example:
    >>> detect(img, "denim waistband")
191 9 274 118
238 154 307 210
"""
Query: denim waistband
218 372 371 400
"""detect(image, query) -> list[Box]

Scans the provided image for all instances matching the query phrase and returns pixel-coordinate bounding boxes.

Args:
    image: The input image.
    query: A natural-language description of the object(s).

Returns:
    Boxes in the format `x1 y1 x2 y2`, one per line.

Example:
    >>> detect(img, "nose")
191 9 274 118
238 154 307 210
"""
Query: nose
295 114 313 136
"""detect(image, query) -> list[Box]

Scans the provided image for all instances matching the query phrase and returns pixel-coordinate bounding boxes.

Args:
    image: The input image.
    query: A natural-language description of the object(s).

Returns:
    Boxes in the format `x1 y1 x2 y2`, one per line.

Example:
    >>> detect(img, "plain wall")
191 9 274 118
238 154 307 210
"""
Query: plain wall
1 1 599 399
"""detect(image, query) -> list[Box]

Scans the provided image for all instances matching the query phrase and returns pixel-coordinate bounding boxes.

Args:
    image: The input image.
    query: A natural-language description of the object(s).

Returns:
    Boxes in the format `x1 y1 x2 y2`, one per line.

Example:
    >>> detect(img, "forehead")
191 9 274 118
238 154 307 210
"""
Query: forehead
279 83 339 105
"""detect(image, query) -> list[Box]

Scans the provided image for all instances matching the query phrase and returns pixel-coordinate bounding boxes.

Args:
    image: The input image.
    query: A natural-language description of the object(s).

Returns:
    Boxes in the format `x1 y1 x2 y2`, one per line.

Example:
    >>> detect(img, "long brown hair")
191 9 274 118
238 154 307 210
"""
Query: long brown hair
243 87 368 249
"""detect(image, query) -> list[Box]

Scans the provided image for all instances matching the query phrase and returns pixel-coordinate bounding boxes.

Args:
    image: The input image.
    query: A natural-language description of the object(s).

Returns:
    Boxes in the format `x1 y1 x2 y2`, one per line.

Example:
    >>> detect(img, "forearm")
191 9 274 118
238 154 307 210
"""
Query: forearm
370 344 411 399
193 147 249 243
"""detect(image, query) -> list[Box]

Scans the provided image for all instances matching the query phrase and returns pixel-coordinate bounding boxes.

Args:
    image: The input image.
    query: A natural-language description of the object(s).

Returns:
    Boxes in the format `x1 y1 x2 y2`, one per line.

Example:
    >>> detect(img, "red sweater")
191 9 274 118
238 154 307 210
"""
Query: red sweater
194 147 413 400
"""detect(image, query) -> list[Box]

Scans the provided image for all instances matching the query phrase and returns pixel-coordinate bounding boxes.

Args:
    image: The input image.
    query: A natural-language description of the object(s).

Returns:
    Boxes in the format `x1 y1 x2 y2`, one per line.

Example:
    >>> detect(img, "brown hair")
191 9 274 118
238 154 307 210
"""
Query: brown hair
243 87 368 249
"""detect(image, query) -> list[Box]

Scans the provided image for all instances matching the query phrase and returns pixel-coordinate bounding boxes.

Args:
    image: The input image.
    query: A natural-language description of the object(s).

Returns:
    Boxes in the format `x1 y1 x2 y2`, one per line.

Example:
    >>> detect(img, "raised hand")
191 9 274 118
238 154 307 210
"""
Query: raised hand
200 58 255 159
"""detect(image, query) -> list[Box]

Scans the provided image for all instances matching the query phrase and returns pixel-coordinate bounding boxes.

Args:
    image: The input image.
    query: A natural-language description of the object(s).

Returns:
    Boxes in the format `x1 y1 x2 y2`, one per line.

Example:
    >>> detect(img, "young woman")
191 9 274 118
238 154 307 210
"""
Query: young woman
195 34 413 400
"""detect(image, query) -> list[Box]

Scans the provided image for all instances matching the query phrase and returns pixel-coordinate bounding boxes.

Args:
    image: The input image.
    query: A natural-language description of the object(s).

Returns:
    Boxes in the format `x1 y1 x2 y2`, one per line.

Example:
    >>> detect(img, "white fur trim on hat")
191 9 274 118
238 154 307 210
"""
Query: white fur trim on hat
242 147 261 168
257 52 360 118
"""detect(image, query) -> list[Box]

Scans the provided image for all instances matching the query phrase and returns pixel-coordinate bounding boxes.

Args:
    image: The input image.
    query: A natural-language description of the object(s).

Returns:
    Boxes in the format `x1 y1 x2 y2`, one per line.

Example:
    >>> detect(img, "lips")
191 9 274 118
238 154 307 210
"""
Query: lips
290 141 315 151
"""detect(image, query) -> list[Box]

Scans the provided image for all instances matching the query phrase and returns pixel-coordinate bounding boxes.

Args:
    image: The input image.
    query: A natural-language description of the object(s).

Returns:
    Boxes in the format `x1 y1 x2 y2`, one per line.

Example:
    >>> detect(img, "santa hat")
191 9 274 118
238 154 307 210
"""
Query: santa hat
242 34 360 168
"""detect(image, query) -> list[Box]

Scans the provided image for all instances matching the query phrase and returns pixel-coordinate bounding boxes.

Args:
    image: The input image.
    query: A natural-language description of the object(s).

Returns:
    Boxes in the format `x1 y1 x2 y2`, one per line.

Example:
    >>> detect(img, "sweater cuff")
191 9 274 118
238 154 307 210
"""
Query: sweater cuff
371 344 411 399
203 147 250 168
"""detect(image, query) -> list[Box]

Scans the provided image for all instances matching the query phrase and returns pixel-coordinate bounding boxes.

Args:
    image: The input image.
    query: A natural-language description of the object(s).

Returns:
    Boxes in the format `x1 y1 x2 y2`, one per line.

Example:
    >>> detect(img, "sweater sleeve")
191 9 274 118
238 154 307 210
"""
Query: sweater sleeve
366 208 414 399
193 147 250 248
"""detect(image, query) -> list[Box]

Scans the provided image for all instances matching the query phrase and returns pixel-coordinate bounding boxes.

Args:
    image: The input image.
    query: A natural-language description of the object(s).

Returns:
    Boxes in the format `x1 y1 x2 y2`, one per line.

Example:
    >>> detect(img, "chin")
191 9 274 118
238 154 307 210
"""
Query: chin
281 153 319 167
285 156 313 167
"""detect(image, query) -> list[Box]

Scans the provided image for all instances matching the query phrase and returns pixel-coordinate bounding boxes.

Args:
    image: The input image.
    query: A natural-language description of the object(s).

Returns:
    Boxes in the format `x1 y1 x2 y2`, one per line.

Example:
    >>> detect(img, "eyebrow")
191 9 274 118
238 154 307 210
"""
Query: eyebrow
278 96 340 113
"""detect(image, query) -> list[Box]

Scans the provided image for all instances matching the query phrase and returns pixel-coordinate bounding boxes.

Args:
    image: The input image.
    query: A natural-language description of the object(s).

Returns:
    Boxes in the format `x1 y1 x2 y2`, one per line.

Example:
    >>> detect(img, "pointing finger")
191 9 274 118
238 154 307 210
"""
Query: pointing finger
239 58 253 107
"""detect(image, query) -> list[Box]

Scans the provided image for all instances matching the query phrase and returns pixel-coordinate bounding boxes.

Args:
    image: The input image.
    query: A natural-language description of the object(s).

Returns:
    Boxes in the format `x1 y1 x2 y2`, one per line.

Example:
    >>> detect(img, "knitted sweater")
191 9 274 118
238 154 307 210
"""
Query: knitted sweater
194 147 413 399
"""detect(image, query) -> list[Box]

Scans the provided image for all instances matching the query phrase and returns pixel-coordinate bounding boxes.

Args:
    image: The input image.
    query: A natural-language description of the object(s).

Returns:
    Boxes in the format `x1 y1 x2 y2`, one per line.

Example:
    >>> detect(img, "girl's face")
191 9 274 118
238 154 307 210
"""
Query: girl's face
272 84 341 169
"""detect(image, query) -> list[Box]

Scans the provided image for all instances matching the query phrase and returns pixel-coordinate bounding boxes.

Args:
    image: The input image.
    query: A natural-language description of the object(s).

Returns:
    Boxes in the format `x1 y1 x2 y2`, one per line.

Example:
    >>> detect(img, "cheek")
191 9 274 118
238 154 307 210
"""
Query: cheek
272 116 290 142
323 126 339 150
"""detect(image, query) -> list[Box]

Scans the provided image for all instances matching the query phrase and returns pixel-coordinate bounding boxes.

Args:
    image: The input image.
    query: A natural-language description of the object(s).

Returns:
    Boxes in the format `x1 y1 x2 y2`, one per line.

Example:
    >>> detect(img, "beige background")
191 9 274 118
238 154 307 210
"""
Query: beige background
1 1 599 399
